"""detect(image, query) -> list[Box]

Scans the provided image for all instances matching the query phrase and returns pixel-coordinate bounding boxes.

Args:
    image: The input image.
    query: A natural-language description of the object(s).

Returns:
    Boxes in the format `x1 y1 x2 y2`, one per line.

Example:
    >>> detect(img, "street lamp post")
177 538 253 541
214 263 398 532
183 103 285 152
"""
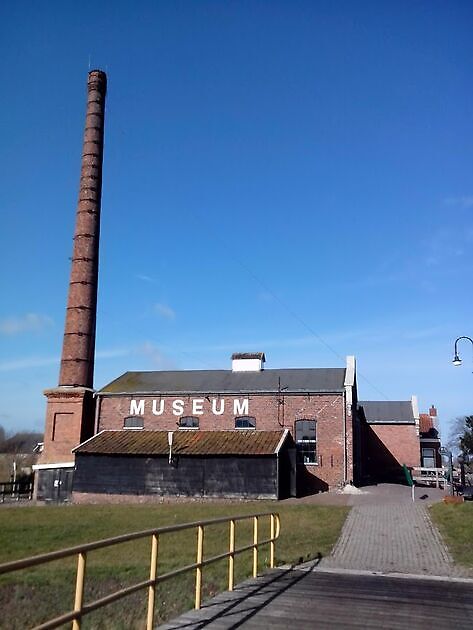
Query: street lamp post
440 447 454 496
452 336 473 367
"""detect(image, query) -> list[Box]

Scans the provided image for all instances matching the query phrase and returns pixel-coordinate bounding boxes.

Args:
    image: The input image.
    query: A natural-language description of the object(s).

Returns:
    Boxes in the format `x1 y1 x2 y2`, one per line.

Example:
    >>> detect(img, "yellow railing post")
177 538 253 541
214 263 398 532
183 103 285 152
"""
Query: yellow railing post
0 511 280 629
270 514 275 568
72 552 87 630
252 516 258 578
228 519 235 591
195 525 204 609
146 534 159 630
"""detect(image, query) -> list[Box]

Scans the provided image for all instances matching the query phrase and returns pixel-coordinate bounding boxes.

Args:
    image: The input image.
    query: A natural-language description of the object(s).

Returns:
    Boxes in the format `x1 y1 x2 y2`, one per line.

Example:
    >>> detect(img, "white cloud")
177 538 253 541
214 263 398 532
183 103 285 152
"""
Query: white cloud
154 303 176 320
136 274 157 283
0 347 131 372
0 355 59 372
95 348 131 360
258 291 275 302
444 196 473 208
136 342 177 369
0 313 53 336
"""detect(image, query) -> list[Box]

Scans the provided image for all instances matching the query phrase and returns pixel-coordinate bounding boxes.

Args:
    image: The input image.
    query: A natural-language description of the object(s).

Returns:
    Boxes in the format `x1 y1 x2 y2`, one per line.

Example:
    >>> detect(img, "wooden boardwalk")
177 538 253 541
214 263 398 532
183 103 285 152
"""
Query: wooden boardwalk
158 566 473 629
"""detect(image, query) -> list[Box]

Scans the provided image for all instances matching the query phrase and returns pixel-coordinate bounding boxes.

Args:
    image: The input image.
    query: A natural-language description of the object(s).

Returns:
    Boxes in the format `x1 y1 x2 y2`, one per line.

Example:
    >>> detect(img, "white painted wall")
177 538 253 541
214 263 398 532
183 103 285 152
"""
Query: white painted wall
232 358 263 372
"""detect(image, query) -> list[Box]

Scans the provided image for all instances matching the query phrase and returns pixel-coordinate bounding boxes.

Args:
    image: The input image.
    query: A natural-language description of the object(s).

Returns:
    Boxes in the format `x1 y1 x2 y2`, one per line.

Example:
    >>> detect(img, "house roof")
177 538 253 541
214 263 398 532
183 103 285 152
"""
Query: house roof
73 430 291 457
232 352 266 361
419 413 433 433
359 401 415 424
99 368 346 395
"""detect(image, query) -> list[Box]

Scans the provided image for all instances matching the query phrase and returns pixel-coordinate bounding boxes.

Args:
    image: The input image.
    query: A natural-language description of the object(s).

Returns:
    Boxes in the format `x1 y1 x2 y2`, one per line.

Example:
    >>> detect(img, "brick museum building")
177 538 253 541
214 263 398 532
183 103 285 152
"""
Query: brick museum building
34 71 436 502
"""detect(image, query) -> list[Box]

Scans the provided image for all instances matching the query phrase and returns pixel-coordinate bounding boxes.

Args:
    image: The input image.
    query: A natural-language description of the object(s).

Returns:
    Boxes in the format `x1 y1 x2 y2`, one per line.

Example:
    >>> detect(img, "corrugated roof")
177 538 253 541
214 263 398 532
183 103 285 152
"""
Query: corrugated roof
359 401 415 424
74 430 290 456
99 368 346 395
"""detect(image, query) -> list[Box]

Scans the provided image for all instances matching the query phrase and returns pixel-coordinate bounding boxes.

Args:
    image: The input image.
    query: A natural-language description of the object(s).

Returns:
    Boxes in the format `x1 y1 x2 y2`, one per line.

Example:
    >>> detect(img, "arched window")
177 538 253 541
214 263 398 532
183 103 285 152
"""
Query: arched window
295 419 317 464
235 416 256 429
178 416 199 429
123 416 144 430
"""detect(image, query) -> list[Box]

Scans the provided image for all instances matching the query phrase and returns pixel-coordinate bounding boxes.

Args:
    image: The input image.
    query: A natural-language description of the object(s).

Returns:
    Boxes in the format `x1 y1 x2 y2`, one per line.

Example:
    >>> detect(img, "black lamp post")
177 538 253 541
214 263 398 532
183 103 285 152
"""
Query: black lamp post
452 336 473 367
457 454 466 489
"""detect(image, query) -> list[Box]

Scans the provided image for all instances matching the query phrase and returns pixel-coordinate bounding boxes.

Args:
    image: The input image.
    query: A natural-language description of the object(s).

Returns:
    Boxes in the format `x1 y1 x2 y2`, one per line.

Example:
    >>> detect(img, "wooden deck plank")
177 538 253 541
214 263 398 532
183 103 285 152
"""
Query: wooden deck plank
157 568 473 629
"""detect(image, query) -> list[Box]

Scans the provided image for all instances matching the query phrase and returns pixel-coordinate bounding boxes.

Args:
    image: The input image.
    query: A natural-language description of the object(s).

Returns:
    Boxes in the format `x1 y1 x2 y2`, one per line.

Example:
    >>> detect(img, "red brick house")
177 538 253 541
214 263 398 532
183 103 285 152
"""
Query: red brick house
32 70 429 502
358 399 421 483
36 352 361 501
419 405 442 468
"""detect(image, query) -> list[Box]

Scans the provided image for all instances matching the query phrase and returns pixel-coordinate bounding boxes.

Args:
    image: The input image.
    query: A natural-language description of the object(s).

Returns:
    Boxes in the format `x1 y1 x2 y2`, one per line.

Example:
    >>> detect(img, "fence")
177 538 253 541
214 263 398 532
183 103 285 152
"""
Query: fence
0 511 280 630
411 467 446 488
0 479 34 502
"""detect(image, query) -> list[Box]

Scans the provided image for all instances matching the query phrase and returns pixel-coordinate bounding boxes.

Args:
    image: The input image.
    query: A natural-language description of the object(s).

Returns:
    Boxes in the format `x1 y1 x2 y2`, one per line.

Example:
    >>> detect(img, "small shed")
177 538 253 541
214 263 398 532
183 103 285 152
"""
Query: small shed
72 429 296 500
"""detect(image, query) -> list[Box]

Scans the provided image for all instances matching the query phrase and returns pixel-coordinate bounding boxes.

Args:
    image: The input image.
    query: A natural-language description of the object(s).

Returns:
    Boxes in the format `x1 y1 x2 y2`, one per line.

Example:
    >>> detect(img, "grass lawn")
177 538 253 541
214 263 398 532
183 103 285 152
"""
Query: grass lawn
0 502 348 629
430 502 473 569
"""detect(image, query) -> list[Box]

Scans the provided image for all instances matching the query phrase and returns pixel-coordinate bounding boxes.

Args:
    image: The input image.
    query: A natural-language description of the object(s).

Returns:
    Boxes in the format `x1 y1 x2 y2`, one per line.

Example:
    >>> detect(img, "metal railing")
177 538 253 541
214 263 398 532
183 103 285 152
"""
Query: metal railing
0 511 280 630
411 467 446 488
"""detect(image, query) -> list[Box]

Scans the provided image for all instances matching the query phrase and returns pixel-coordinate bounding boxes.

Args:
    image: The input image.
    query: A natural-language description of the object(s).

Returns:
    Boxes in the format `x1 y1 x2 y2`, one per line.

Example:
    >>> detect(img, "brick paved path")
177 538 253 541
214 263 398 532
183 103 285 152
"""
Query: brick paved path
318 503 463 576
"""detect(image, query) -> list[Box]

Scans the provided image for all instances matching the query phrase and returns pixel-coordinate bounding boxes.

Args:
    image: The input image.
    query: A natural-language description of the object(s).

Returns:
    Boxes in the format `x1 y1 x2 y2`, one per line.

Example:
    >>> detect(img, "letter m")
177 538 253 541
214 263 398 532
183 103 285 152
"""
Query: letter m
130 399 145 415
233 399 249 415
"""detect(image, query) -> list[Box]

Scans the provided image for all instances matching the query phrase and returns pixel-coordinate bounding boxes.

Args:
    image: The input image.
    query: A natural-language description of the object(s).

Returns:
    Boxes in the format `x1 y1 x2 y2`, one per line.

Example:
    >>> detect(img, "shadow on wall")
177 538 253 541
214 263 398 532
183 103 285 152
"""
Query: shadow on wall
363 425 407 484
296 465 329 496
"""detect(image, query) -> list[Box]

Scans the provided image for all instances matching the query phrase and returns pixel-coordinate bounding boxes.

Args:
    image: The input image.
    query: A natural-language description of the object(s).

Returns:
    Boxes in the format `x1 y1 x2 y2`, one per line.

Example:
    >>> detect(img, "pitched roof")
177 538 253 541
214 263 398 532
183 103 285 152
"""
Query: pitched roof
419 413 434 434
99 368 346 395
73 430 291 456
232 352 266 361
359 401 415 424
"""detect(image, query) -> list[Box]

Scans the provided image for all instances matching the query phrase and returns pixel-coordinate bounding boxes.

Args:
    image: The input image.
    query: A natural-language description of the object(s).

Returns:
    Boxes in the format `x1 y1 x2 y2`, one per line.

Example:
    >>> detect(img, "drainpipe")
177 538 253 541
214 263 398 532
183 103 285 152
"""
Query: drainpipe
343 391 347 484
94 392 102 434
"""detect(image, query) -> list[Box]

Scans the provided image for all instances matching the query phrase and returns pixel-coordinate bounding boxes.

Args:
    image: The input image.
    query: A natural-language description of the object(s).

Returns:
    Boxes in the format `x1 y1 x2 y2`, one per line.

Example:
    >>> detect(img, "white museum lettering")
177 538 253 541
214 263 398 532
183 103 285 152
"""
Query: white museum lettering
128 397 250 417
129 399 145 416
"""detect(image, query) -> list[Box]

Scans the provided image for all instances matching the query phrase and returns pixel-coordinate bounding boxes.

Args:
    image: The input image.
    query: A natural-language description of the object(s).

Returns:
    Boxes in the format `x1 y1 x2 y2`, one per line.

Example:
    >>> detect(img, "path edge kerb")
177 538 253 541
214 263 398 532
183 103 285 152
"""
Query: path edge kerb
288 565 473 585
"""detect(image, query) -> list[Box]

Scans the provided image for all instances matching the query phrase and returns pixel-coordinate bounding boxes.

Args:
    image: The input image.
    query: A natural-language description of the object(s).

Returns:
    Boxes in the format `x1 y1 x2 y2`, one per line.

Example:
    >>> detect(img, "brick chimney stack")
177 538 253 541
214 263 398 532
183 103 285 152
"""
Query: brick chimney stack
59 70 107 388
37 71 107 479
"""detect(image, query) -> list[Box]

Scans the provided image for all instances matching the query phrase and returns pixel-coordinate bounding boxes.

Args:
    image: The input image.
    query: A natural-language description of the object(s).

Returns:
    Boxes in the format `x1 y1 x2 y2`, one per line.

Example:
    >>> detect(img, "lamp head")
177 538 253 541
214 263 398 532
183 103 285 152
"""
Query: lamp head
452 354 462 366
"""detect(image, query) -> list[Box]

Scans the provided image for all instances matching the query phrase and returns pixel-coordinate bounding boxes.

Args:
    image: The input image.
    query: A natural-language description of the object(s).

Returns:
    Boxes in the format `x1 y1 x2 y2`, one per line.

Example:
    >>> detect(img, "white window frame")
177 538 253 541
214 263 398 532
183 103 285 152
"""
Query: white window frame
123 416 144 430
178 416 200 430
295 419 317 464
234 416 256 429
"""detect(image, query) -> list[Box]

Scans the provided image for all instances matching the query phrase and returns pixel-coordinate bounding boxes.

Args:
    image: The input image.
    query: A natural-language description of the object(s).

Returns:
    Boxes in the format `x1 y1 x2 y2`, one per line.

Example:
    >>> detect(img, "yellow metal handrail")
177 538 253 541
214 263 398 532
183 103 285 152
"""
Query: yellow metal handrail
0 511 280 630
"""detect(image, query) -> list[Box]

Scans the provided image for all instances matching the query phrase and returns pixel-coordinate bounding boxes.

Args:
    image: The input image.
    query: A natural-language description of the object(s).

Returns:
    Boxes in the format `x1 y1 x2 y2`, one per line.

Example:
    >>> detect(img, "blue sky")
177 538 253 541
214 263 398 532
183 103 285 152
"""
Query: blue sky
1 1 472 437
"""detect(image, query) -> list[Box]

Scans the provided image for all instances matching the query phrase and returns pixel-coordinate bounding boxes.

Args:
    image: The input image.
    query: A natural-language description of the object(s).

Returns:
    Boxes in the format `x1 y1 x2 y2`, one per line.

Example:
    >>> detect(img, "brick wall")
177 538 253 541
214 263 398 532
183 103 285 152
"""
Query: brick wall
365 423 420 482
39 388 95 464
98 392 351 488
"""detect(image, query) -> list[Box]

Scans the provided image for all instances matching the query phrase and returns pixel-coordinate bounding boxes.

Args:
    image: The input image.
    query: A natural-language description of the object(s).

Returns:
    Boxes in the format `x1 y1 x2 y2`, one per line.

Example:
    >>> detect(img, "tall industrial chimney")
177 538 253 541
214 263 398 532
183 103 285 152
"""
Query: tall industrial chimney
59 70 107 388
36 71 107 499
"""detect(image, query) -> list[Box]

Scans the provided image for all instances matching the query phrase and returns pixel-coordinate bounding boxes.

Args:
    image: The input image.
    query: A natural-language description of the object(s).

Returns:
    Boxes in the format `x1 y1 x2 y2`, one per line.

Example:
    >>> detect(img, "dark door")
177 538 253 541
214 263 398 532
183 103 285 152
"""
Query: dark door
37 467 74 502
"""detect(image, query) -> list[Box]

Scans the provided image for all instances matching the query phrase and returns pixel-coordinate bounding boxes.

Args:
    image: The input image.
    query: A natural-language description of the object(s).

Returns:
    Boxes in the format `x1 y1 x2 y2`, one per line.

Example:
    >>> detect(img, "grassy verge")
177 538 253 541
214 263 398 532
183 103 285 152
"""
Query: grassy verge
0 502 348 628
430 502 473 568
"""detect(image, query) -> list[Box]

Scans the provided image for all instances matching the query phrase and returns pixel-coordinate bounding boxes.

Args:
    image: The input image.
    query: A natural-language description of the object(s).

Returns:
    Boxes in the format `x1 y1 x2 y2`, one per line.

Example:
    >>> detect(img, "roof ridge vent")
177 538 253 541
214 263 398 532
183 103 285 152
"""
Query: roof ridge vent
231 352 265 372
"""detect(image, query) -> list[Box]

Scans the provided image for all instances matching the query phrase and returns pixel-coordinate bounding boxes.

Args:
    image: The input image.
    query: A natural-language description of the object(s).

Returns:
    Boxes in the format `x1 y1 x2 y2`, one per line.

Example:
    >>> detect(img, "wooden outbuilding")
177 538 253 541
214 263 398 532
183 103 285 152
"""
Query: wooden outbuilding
72 429 296 501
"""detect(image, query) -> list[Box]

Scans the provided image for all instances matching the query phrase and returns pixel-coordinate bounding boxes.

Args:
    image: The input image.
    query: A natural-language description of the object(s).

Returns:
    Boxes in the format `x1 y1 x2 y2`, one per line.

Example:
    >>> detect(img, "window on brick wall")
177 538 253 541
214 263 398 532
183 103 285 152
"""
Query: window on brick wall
235 416 256 429
123 416 144 430
178 416 199 429
295 419 317 464
422 448 435 468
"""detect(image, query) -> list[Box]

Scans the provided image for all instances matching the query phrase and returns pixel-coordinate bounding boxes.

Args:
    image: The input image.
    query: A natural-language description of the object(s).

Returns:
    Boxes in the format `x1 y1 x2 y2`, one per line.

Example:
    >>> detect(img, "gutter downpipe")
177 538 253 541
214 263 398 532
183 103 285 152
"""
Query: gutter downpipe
343 390 347 485
93 392 102 434
343 356 356 486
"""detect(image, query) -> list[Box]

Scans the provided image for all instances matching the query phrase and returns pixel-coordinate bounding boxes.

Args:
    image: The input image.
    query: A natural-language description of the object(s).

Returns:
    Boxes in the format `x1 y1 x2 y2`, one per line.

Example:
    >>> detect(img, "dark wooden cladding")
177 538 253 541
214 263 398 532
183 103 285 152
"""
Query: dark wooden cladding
36 468 74 502
73 454 286 499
